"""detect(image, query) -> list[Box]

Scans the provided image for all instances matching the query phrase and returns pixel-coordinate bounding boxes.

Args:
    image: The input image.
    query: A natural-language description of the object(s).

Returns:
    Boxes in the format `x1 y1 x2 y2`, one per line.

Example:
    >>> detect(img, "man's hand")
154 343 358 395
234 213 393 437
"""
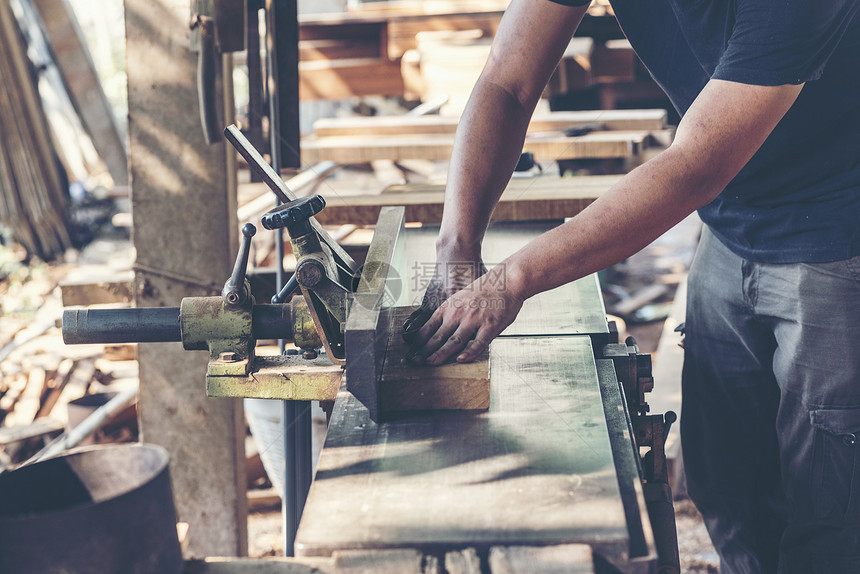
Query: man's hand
406 266 524 365
402 251 487 347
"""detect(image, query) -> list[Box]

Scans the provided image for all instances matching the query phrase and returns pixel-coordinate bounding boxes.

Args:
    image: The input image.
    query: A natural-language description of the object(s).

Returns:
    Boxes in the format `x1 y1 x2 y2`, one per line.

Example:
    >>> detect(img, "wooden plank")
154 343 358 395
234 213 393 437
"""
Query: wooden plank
295 336 628 557
31 0 129 186
301 131 652 164
300 58 404 101
445 548 481 574
387 13 503 59
296 175 623 226
312 109 667 137
345 207 407 423
300 39 381 62
380 306 489 414
184 557 334 574
332 549 424 574
488 545 594 574
59 268 134 306
0 0 71 259
299 2 508 26
0 417 64 446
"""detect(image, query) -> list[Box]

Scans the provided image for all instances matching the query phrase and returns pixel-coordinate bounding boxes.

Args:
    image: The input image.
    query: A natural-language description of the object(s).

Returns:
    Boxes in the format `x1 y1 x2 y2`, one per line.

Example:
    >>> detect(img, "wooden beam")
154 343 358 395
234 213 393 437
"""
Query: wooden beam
59 268 134 306
126 0 246 557
387 13 503 59
488 545 595 574
184 557 334 574
0 417 64 446
238 175 622 226
333 549 425 574
0 0 71 259
301 130 655 164
312 109 667 137
300 58 404 101
31 0 128 186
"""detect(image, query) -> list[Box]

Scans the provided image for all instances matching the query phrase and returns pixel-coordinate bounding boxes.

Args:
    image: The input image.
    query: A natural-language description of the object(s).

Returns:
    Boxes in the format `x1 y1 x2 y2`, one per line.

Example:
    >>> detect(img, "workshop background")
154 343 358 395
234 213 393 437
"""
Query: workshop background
0 0 717 572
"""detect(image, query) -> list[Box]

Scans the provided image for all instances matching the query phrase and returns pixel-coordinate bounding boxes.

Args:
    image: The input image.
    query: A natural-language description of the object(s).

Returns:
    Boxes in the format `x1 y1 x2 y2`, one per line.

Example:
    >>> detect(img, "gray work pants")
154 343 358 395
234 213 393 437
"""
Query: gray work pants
681 226 860 574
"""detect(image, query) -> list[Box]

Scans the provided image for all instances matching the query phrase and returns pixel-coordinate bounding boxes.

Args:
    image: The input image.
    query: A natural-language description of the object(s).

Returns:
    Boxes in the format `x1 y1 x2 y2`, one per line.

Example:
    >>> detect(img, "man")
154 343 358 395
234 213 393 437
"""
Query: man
404 0 860 572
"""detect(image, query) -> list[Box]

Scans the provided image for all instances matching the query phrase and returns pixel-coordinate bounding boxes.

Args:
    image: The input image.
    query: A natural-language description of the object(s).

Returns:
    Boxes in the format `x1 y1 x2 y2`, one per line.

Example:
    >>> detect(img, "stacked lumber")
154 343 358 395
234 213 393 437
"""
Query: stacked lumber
312 108 667 136
298 3 508 102
259 174 624 226
303 109 670 164
0 255 138 470
0 0 71 260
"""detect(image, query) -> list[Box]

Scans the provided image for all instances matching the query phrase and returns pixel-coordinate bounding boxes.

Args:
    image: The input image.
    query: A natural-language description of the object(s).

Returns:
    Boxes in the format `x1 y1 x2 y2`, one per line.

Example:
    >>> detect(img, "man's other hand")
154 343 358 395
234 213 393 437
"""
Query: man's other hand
404 265 524 365
402 255 487 347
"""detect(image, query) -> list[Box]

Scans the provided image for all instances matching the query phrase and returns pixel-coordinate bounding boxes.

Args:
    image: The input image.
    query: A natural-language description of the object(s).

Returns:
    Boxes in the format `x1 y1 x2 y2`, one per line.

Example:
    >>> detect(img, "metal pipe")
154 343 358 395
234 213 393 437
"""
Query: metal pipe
264 0 300 556
63 305 297 346
252 304 294 340
62 308 181 344
296 401 312 517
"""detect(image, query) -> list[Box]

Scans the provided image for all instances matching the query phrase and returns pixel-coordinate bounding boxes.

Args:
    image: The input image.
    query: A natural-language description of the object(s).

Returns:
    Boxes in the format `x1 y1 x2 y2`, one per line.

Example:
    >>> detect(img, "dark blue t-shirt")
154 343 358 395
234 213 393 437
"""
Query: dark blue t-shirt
550 0 860 263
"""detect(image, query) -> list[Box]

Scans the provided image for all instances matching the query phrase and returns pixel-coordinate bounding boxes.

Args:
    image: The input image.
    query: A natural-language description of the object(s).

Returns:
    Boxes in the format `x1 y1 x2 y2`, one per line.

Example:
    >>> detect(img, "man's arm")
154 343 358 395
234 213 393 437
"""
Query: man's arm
436 0 588 263
399 0 588 330
414 76 803 364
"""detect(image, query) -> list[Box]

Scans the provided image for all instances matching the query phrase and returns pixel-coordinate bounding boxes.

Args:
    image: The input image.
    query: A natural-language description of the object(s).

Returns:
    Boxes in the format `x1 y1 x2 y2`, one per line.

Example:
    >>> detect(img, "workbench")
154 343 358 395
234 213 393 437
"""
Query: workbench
294 224 656 573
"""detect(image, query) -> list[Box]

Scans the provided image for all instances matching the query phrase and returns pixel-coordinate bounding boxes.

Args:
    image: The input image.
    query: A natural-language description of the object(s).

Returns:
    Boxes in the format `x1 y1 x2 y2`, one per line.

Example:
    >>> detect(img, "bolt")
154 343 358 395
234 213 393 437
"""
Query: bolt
296 259 325 288
302 349 318 360
219 351 239 362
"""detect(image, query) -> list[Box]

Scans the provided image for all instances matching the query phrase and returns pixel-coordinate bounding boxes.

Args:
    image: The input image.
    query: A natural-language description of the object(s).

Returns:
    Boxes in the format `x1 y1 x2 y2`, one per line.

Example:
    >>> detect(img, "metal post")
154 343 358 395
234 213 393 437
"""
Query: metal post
264 0 307 556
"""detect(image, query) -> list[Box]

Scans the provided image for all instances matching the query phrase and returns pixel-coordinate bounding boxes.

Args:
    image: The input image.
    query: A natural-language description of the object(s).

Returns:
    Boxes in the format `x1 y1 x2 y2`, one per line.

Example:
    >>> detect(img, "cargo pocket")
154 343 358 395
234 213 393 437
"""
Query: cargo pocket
809 408 860 525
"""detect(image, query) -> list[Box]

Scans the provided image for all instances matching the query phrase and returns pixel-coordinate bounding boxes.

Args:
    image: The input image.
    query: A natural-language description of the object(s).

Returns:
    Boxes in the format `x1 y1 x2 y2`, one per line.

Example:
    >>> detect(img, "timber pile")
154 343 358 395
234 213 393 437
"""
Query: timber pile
0 252 138 470
0 0 71 260
302 109 670 164
0 326 141 471
253 174 624 226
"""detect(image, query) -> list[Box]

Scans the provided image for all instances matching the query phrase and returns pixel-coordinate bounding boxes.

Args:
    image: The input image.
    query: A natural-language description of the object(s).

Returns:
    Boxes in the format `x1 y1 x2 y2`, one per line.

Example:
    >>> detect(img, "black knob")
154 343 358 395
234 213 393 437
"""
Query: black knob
261 195 326 238
223 223 256 305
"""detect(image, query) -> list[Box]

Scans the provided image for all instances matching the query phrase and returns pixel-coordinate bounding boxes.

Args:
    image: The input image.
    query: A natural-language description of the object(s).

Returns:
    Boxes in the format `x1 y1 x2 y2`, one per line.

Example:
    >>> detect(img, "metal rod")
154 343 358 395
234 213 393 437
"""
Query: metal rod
296 400 312 517
265 0 300 556
271 273 299 304
23 385 139 466
62 308 181 344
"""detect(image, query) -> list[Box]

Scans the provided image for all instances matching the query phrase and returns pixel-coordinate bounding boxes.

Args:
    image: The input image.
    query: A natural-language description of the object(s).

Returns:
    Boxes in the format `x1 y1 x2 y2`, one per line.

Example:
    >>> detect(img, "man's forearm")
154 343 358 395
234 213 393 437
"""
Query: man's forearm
504 145 717 300
434 0 588 260
503 79 804 302
436 78 535 257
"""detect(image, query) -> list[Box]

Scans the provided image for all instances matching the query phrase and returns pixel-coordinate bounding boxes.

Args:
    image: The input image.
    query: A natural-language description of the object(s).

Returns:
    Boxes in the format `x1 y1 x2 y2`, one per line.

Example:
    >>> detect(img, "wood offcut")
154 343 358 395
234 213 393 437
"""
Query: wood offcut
379 306 490 414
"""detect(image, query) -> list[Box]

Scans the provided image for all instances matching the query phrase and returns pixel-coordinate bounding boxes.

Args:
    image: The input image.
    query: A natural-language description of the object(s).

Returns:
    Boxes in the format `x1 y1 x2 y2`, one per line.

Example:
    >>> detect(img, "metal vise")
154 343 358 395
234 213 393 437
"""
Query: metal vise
61 125 364 402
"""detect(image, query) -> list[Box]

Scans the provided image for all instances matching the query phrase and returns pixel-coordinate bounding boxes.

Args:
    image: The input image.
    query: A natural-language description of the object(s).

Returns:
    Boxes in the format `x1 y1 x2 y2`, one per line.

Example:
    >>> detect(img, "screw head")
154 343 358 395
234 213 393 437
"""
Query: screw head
302 349 319 360
296 259 325 288
219 351 239 362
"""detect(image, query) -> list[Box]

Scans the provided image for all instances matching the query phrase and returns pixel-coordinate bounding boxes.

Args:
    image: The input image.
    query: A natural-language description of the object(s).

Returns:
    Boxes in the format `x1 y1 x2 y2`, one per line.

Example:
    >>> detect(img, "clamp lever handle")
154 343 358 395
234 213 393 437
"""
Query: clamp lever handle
261 195 326 238
223 223 256 305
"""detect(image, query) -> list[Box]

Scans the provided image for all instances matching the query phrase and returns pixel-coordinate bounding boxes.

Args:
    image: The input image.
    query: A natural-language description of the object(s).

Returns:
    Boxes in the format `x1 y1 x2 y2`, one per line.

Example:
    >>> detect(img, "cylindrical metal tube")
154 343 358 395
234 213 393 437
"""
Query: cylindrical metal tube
62 308 182 344
252 303 295 341
63 304 298 346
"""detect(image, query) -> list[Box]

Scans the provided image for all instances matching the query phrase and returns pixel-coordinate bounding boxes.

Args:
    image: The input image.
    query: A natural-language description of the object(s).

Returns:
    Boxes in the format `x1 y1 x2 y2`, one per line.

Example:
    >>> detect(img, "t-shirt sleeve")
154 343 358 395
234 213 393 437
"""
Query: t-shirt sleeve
713 0 859 85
